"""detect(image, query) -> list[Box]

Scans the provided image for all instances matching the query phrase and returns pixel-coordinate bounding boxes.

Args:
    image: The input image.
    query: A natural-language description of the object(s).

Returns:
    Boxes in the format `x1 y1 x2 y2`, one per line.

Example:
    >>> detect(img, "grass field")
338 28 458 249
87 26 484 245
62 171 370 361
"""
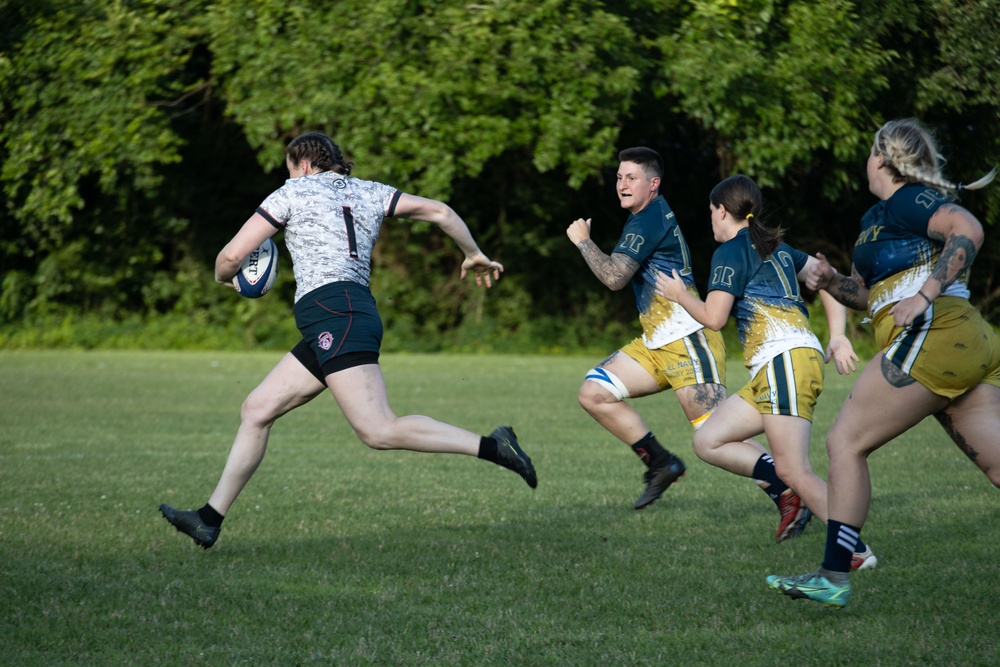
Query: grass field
0 350 996 666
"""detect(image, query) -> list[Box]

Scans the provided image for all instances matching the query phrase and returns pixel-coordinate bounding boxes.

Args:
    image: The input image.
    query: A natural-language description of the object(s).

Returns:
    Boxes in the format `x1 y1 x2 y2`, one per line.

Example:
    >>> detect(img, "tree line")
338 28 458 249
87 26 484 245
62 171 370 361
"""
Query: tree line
1 0 998 351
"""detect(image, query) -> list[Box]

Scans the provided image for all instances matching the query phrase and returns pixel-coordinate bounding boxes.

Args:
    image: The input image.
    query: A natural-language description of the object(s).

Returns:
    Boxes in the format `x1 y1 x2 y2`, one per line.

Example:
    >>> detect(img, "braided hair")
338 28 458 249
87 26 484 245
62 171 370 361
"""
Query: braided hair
286 132 354 175
710 174 784 259
873 119 996 196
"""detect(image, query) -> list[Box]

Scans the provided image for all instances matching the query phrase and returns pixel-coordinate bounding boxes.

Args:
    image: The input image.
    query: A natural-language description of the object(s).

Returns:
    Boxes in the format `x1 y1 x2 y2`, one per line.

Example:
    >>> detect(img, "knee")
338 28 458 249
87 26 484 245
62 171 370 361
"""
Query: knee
578 382 615 414
240 391 281 429
772 457 809 487
691 431 715 462
985 468 1000 490
352 423 395 451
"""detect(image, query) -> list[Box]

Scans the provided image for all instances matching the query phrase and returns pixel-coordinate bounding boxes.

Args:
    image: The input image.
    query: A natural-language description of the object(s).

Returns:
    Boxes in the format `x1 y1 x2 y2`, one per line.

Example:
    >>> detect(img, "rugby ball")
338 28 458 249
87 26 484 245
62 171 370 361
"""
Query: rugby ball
233 238 278 298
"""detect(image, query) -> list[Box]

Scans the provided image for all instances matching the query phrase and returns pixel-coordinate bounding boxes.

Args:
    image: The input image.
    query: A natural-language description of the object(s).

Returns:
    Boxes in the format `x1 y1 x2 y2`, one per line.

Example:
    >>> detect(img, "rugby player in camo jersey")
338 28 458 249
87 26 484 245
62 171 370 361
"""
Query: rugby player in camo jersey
160 131 536 549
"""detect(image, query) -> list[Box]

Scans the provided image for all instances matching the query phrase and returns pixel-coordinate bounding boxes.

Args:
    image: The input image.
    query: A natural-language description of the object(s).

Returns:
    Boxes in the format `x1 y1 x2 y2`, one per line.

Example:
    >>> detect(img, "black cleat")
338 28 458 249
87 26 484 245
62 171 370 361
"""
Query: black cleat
490 426 538 489
633 454 686 509
159 504 220 549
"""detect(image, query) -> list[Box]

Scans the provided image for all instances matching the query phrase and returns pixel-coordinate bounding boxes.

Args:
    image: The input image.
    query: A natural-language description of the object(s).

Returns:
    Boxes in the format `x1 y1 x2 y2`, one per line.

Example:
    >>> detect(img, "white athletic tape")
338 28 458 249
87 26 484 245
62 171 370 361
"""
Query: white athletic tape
584 367 630 400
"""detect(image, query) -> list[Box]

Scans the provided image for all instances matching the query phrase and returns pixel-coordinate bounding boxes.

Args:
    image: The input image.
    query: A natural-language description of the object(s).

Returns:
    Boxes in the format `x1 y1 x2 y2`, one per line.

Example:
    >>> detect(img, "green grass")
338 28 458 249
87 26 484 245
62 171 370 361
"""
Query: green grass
0 351 996 666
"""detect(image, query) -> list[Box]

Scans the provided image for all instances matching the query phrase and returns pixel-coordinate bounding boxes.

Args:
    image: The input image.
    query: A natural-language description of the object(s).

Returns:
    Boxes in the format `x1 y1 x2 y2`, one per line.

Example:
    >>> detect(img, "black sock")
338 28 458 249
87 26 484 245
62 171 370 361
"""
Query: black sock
751 453 789 505
631 432 669 467
478 436 498 463
197 503 225 528
822 520 860 573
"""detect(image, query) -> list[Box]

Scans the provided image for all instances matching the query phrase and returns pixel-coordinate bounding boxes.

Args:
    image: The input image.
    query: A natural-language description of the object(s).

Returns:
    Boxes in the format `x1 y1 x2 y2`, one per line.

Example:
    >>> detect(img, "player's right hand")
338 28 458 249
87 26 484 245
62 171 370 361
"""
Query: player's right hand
566 218 592 246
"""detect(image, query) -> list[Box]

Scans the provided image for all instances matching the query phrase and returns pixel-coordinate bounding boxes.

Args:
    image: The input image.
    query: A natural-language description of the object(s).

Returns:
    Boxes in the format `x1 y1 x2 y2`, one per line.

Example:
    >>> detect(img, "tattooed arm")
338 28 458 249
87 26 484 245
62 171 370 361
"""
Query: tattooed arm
890 203 985 327
803 252 869 311
567 217 639 290
925 203 984 296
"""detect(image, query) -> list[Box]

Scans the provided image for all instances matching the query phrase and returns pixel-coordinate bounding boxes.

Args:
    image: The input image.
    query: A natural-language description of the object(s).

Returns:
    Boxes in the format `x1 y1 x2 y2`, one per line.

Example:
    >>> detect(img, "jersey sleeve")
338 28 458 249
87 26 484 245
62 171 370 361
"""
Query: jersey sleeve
256 183 294 229
787 245 809 274
892 186 946 233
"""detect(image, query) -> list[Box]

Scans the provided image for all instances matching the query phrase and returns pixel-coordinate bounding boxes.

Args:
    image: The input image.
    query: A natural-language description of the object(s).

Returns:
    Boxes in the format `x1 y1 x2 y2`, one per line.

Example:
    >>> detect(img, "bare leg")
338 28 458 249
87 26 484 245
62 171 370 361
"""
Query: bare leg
690 395 768 476
674 382 728 423
934 383 1000 488
576 352 661 445
327 364 482 454
764 414 828 522
826 354 948 528
207 353 326 515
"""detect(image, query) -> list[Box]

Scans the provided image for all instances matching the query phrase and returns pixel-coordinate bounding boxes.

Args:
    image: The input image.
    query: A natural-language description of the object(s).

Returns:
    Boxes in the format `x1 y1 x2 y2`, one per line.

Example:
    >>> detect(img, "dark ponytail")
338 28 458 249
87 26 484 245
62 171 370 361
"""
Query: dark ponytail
710 174 783 258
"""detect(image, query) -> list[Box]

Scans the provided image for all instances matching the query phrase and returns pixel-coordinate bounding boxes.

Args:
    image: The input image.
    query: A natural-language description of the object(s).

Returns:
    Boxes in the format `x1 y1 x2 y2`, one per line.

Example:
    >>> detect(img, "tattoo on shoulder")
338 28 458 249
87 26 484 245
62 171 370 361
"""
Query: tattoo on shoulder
880 355 917 388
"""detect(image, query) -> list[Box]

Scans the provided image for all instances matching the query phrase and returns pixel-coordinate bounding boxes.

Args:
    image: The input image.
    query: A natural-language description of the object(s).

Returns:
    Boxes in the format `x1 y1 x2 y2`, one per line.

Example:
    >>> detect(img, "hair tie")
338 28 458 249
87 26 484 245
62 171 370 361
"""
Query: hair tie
745 213 754 221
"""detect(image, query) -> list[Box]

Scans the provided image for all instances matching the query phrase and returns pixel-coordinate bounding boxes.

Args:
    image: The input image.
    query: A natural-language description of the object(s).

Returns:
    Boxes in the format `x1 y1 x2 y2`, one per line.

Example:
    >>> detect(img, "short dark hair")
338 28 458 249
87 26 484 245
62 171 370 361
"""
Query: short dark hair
618 147 663 180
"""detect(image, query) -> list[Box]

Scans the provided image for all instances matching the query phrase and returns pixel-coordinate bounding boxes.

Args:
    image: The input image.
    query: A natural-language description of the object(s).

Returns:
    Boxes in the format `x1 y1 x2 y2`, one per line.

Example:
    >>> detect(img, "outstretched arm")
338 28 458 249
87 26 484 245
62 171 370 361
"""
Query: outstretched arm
393 193 503 288
818 289 858 375
804 252 869 311
800 255 859 375
566 218 638 291
890 202 984 327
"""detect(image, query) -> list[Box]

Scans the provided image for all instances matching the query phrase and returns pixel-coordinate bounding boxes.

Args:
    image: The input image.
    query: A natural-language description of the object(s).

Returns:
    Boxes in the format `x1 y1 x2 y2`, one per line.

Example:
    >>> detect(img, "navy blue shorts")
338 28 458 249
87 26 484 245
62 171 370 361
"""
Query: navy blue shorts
291 281 382 382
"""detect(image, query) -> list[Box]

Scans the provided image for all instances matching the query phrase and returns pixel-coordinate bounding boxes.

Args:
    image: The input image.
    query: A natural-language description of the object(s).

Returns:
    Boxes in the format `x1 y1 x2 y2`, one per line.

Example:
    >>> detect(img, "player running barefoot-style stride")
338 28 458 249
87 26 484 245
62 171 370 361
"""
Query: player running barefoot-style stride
160 131 536 549
656 174 873 561
568 148 810 538
767 118 1000 608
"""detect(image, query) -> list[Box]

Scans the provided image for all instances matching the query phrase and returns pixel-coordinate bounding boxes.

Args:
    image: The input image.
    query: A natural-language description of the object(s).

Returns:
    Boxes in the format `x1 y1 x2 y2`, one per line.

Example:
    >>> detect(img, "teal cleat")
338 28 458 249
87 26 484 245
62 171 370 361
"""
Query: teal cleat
766 569 851 608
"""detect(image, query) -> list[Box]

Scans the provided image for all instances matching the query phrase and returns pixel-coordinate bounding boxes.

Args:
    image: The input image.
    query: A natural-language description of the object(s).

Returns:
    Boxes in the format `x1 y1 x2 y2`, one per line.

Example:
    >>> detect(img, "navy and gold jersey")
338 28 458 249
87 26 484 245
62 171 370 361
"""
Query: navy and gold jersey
613 195 705 349
708 228 821 376
853 183 971 316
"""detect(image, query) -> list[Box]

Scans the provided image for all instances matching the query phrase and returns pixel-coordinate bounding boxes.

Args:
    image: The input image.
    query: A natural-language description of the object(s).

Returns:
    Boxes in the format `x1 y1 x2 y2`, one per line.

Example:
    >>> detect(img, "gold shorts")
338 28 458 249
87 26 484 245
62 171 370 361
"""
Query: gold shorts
736 347 824 420
621 329 727 392
874 296 1000 400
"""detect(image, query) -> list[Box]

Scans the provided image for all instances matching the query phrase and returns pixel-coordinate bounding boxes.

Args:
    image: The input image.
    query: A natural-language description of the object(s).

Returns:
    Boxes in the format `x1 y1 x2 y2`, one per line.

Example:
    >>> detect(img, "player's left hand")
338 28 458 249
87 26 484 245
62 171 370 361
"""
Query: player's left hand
889 293 931 328
461 252 504 288
824 334 859 375
655 269 685 301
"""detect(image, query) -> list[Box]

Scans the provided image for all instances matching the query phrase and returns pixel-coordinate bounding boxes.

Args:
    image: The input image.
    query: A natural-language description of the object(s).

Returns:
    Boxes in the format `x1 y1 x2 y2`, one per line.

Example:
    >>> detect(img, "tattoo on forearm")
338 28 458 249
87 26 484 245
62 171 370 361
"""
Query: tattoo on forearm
880 355 917 388
935 410 989 473
834 274 866 310
578 240 637 288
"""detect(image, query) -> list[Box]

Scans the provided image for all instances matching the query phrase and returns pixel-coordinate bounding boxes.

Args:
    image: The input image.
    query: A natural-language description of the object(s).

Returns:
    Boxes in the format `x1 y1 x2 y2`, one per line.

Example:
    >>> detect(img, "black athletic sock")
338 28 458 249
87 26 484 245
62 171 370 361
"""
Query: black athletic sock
477 436 499 463
751 453 789 506
198 503 225 528
822 520 860 573
631 432 669 467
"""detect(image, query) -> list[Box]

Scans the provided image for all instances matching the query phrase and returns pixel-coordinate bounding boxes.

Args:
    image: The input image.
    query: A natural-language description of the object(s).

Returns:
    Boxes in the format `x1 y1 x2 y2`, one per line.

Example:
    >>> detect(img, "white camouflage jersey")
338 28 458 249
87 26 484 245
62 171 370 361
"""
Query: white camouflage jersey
256 172 401 302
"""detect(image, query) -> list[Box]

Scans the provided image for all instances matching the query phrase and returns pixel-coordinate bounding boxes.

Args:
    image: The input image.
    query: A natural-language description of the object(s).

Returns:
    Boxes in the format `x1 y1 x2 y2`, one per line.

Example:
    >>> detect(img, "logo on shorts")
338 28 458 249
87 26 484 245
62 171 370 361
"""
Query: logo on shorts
317 332 334 350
